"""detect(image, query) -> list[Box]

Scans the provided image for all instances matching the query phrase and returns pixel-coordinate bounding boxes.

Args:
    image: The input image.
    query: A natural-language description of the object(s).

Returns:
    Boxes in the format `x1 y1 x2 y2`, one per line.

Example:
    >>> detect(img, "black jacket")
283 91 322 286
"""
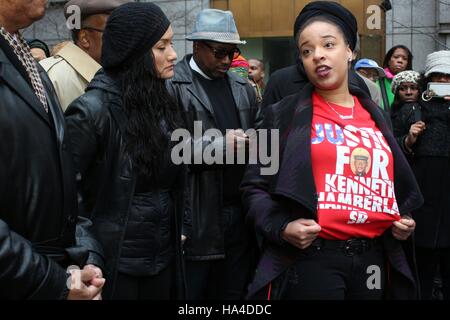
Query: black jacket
167 55 260 260
262 63 370 109
65 70 187 298
392 98 450 248
262 64 309 108
241 83 424 299
0 40 101 299
393 99 450 158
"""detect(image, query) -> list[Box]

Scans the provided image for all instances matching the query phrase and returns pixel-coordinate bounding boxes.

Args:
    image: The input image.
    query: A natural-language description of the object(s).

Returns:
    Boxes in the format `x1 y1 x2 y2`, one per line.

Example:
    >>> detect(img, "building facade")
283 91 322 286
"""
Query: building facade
211 0 387 75
24 0 210 58
386 0 450 71
24 0 450 74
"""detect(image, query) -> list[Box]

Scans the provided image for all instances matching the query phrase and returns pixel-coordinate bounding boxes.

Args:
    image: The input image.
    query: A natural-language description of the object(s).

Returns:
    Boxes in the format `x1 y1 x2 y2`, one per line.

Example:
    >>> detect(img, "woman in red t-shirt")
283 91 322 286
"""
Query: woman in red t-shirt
242 1 423 300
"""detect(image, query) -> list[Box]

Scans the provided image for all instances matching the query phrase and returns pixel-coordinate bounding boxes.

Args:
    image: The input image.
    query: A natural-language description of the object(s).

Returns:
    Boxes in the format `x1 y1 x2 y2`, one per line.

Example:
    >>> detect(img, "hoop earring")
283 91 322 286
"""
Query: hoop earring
422 91 432 102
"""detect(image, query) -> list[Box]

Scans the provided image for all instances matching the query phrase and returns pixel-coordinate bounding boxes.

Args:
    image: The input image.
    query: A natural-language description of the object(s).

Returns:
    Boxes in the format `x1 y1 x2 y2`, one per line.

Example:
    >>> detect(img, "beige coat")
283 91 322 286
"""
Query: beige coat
40 42 101 111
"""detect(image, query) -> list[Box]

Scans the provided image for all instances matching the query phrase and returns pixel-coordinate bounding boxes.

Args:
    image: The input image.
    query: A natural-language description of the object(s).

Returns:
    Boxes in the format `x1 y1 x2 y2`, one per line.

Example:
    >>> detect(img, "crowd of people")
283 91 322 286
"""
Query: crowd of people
1 0 450 300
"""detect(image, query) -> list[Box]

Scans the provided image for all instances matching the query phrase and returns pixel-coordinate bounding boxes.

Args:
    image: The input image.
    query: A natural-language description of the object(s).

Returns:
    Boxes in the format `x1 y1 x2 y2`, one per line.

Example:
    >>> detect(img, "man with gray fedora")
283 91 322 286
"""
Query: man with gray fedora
40 0 131 111
167 9 260 300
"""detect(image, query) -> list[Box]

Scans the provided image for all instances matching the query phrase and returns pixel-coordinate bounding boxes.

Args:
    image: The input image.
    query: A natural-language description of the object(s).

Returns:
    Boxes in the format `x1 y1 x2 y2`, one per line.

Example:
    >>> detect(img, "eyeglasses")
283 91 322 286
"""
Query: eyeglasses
357 69 380 82
82 26 105 33
202 42 241 60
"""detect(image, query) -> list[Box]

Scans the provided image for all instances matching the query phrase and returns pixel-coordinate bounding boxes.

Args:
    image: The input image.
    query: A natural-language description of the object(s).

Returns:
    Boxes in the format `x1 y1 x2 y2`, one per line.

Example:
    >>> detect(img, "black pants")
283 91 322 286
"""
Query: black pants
111 264 173 300
282 239 385 300
185 205 254 300
416 247 450 300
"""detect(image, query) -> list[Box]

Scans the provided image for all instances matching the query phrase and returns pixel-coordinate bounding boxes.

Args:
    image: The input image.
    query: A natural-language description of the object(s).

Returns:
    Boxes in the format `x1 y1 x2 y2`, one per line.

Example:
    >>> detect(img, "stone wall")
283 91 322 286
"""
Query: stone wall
23 0 210 58
25 0 450 71
386 0 450 71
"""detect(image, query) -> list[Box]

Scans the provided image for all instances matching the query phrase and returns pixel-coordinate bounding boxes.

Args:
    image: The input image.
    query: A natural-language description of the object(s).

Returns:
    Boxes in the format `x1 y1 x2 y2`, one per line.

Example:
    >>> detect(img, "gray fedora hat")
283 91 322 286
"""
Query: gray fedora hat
186 9 246 45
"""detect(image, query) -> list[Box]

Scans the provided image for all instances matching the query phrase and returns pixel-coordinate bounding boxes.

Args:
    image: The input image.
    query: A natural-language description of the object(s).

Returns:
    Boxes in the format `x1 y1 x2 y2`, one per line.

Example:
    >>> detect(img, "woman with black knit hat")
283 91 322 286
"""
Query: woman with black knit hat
241 1 423 300
65 2 187 299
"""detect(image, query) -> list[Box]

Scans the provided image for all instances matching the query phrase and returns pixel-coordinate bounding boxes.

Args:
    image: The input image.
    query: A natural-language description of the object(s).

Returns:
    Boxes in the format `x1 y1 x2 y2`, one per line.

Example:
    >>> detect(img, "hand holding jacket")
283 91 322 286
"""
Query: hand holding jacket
281 219 321 249
392 217 416 241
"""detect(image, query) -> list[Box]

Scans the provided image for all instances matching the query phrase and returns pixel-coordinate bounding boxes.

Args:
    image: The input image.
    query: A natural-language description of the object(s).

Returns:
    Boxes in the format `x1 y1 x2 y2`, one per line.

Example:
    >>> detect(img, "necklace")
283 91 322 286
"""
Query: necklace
325 100 355 120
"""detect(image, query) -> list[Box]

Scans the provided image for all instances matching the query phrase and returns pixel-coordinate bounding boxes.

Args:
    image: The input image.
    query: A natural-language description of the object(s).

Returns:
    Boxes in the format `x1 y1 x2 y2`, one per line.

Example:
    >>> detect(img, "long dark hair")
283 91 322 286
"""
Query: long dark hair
383 45 413 71
111 53 183 178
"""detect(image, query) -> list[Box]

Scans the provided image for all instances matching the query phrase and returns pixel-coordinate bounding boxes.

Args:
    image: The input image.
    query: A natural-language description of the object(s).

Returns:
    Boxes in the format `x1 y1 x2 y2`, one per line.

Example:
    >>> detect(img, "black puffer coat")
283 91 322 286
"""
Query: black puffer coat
65 70 188 298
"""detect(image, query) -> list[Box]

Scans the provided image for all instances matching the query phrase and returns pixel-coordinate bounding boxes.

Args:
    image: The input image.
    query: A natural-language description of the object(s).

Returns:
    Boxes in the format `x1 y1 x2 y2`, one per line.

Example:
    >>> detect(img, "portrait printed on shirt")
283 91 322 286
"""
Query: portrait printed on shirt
311 95 401 239
350 148 371 177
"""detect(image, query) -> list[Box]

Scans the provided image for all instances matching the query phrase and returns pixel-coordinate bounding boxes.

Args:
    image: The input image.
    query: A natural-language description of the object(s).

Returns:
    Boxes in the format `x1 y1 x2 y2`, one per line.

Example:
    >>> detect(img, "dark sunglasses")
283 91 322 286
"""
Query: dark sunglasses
202 42 241 60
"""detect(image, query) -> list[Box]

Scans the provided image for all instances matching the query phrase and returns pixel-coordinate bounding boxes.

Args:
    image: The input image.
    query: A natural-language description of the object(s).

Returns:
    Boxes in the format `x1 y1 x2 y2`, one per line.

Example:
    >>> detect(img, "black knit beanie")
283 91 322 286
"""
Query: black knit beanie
101 2 170 70
293 1 358 51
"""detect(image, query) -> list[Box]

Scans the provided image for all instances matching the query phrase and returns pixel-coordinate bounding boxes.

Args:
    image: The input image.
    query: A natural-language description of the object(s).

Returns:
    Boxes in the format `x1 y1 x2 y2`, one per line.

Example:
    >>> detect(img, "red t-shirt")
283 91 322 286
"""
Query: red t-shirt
311 92 400 240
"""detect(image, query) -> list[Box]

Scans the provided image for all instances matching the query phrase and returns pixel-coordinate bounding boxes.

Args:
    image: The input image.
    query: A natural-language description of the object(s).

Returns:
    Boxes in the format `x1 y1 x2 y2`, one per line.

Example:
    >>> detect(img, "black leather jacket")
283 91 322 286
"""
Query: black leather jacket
0 43 101 299
65 70 187 298
392 99 450 157
167 55 261 260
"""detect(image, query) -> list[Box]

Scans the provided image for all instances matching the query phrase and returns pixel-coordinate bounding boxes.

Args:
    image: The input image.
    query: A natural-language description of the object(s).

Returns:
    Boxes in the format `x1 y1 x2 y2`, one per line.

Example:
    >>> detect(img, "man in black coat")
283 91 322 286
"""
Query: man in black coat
167 9 260 299
0 0 104 299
